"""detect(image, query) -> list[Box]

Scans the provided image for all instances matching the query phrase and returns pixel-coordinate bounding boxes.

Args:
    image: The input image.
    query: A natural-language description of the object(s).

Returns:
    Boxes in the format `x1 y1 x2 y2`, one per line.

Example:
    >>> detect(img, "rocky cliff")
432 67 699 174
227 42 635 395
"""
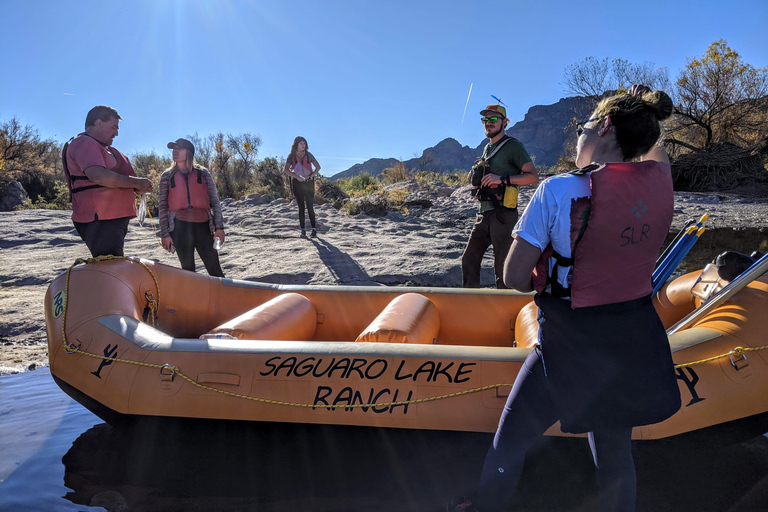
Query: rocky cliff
331 96 593 180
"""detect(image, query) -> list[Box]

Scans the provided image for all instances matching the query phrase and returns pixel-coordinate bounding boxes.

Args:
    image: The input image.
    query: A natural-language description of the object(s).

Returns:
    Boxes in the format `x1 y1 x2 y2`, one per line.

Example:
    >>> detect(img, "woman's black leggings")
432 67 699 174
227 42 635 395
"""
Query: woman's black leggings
170 219 224 277
291 178 316 229
476 347 637 511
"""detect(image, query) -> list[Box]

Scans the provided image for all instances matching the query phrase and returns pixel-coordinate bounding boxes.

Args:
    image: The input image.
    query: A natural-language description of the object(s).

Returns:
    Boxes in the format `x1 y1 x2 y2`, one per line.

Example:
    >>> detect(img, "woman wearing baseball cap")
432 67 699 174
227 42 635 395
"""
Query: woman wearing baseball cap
158 138 226 277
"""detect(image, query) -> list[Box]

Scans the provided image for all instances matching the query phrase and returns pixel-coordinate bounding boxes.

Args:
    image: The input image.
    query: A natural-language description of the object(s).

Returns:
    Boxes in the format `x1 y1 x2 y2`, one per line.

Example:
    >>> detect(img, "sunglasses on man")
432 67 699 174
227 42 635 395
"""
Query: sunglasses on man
481 116 502 124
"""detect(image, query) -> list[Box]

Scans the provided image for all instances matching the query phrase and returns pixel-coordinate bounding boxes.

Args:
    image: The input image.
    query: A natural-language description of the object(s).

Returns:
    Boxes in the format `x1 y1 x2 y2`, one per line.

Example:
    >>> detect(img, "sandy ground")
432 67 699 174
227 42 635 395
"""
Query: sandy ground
2 183 767 375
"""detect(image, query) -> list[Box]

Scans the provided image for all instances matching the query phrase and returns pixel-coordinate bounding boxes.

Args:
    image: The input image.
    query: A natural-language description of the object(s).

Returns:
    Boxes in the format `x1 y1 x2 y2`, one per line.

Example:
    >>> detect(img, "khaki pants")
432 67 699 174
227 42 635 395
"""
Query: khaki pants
461 208 518 288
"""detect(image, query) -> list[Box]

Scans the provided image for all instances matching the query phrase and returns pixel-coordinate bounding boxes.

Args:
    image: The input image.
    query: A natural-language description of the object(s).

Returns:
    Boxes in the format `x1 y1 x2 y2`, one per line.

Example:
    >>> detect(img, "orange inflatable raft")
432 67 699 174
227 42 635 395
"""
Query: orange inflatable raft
44 257 768 440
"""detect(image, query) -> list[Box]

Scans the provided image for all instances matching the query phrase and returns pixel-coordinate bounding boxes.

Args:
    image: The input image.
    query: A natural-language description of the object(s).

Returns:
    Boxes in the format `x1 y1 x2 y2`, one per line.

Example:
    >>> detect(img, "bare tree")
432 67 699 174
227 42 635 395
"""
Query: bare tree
414 150 435 173
562 57 670 100
187 132 214 170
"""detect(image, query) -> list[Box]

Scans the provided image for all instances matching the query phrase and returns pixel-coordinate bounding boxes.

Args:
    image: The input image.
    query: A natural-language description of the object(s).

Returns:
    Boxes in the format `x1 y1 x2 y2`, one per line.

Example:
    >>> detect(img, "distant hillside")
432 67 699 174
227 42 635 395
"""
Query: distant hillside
331 138 480 181
331 96 593 180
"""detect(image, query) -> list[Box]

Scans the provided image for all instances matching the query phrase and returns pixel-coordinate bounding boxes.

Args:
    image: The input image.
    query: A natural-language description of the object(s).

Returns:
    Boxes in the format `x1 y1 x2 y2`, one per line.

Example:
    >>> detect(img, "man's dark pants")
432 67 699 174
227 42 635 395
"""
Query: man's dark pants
74 217 131 257
461 207 518 289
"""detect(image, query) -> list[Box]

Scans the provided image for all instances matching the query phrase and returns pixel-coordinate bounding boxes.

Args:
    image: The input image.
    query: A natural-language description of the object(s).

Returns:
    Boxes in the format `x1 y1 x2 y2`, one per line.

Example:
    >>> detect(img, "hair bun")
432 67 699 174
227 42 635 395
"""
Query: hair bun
643 90 674 121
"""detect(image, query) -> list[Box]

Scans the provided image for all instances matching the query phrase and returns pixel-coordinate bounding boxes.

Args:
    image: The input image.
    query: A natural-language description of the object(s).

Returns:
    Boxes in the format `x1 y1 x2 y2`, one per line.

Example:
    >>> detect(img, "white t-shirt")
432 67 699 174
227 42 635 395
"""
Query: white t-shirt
513 172 592 293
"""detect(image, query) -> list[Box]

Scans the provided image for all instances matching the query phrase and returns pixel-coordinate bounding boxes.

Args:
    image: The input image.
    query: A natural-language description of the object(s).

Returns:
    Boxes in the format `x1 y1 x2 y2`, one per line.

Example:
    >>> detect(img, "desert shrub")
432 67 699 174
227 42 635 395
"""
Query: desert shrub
249 157 287 198
378 162 410 184
0 117 62 204
441 171 470 187
336 172 381 198
316 177 348 208
413 170 440 184
383 188 408 211
340 194 389 216
14 180 71 211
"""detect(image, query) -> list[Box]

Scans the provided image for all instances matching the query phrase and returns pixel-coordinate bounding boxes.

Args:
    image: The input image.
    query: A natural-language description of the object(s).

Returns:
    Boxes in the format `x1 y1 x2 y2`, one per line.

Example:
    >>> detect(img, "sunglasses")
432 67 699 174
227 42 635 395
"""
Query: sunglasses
576 117 602 136
481 116 502 124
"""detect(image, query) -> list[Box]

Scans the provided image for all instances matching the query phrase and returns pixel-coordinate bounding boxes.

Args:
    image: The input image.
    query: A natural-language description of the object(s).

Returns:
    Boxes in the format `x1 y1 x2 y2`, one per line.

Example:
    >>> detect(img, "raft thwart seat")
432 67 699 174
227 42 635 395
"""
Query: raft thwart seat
356 293 439 344
207 293 317 340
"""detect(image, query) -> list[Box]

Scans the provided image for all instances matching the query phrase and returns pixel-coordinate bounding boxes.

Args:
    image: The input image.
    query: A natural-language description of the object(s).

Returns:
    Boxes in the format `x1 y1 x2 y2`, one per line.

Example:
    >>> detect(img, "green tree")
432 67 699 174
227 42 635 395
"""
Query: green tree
0 116 62 202
668 39 768 151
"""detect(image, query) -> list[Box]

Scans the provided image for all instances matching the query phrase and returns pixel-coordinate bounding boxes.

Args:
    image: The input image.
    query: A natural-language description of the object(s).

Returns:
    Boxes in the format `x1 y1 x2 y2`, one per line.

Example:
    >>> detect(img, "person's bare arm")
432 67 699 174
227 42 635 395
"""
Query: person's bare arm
83 166 152 193
503 236 542 292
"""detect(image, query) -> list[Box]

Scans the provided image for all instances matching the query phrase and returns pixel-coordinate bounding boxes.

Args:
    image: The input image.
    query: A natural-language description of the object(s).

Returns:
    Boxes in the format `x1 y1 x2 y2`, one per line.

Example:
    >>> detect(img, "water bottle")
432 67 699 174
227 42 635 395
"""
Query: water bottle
213 236 222 251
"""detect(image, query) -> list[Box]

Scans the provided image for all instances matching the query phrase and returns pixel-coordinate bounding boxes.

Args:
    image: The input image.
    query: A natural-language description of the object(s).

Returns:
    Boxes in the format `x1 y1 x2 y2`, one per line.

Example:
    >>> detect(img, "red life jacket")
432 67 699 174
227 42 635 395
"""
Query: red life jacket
167 169 211 212
533 161 673 308
291 153 313 179
63 134 138 223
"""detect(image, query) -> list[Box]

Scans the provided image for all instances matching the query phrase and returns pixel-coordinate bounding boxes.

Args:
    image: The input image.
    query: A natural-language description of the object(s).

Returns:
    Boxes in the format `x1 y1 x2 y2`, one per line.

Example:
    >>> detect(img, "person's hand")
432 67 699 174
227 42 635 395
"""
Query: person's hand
628 84 652 97
481 173 502 187
134 177 153 194
161 236 174 252
214 229 225 244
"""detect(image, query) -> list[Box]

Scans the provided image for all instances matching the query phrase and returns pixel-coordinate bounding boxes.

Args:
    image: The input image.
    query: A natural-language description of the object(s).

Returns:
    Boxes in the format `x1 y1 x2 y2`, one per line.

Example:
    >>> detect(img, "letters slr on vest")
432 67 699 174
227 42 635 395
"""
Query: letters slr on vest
533 161 673 308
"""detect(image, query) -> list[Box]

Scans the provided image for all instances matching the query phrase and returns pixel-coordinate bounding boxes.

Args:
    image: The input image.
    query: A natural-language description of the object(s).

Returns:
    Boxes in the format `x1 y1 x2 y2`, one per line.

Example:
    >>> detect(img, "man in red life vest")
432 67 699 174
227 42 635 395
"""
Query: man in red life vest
63 105 152 257
461 104 539 288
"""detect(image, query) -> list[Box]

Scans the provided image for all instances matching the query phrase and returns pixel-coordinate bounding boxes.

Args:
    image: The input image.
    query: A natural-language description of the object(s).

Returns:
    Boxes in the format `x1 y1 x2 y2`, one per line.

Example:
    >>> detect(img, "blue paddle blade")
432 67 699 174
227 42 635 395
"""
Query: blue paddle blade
491 95 507 107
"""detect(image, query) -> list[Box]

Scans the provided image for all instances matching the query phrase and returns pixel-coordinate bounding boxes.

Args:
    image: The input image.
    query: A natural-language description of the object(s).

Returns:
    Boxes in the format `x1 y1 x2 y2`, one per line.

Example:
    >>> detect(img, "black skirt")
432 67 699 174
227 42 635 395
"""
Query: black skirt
535 293 681 434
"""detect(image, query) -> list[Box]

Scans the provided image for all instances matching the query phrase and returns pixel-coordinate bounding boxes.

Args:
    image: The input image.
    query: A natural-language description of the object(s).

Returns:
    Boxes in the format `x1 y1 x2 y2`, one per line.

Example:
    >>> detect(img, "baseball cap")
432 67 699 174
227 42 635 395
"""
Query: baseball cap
167 138 195 155
480 104 507 118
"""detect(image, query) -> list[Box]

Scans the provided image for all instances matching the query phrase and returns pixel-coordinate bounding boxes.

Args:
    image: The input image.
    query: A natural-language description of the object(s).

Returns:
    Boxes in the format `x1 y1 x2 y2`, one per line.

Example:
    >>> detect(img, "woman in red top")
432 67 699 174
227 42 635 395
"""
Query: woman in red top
284 136 321 237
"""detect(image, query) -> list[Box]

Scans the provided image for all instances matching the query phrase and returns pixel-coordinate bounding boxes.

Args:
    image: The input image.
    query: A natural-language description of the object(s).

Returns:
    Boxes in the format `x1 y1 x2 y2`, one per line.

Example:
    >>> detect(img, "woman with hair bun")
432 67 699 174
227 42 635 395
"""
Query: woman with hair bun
453 86 681 512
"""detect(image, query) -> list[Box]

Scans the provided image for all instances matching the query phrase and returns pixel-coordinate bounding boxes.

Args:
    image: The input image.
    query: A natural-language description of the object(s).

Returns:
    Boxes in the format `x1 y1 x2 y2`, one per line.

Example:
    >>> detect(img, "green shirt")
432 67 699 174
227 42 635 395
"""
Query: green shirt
478 136 532 213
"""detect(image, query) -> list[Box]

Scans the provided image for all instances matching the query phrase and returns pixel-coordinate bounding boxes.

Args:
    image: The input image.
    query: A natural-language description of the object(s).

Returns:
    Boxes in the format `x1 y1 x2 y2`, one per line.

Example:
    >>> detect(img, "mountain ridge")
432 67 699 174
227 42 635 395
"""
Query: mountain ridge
331 96 593 180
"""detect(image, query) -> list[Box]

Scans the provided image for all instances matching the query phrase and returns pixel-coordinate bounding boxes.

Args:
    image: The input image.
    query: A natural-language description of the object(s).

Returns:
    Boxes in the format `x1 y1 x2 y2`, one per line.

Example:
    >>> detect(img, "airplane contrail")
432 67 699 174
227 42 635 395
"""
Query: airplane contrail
461 83 473 125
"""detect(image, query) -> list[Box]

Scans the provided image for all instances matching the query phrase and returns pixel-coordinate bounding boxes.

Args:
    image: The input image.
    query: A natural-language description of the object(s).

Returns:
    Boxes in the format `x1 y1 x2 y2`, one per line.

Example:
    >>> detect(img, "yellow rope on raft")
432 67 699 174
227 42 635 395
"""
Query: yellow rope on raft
673 345 768 369
60 343 513 408
59 256 767 409
60 339 768 409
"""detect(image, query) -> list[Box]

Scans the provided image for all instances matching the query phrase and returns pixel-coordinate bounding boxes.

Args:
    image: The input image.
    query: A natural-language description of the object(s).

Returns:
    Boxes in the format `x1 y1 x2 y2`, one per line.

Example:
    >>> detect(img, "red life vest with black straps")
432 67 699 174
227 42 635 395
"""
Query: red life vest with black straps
533 161 673 308
167 168 211 212
291 153 313 180
63 133 138 223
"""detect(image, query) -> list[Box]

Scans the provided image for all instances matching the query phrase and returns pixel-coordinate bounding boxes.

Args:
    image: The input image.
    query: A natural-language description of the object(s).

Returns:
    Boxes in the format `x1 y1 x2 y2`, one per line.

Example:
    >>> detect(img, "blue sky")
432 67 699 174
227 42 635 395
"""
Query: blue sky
1 0 766 176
